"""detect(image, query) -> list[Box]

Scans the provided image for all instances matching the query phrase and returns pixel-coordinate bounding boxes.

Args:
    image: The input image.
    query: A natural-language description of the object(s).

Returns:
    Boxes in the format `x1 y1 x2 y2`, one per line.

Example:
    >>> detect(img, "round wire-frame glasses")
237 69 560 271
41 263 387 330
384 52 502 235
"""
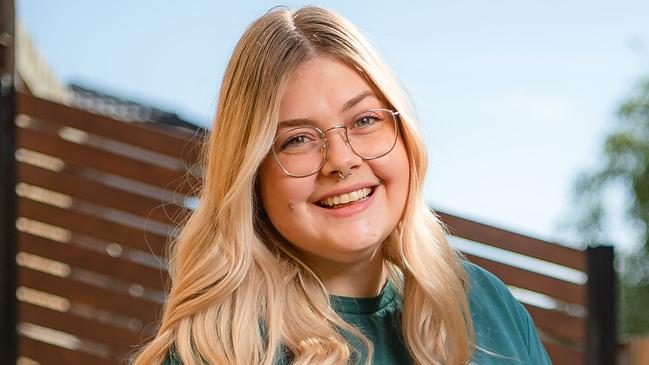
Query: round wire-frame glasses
271 108 400 177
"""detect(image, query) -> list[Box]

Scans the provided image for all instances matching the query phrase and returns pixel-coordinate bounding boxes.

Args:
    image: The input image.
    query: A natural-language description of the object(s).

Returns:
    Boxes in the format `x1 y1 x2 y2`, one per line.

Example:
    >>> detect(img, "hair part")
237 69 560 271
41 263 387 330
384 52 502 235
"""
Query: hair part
131 6 474 365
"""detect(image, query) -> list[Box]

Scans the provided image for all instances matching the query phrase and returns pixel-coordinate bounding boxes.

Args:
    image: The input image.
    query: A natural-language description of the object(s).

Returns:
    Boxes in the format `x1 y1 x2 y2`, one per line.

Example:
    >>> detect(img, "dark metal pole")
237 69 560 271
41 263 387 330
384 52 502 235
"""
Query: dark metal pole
0 0 17 363
586 245 616 365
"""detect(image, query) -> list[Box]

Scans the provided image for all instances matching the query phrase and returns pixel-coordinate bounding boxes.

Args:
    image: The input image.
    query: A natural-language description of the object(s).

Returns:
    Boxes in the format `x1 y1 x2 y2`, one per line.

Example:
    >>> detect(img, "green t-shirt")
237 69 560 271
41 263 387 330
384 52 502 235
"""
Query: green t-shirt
163 262 552 364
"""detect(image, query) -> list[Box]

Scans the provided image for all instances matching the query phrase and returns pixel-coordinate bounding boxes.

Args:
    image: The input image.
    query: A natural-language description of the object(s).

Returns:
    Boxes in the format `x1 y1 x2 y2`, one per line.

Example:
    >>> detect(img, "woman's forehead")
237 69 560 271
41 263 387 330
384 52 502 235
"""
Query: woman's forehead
278 56 379 121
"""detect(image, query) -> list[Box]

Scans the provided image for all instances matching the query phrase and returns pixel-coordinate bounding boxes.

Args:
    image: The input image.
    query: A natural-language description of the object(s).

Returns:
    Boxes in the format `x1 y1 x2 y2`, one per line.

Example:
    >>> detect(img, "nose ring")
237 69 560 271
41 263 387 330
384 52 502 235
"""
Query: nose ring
337 170 352 182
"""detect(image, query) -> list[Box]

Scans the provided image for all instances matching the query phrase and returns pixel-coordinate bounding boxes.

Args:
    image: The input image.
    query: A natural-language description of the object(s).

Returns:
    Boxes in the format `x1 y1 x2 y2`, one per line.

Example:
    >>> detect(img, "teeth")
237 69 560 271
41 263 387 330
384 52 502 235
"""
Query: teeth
320 187 372 207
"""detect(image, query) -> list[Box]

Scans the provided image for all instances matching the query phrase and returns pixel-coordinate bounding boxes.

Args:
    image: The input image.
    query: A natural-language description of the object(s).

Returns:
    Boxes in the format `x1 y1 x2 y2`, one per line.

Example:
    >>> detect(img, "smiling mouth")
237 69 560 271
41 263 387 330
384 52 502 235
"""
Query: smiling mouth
317 187 375 209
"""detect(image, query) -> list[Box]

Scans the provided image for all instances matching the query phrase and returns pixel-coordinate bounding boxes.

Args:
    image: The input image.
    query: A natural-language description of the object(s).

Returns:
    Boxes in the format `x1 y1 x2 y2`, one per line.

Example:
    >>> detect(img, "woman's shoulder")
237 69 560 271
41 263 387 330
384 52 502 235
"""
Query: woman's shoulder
462 260 526 331
462 260 530 318
463 260 511 296
461 260 552 364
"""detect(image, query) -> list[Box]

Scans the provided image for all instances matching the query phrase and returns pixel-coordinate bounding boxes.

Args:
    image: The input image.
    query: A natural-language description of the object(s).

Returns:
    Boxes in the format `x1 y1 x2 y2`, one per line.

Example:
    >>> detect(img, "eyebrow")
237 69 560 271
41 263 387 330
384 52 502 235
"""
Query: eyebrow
277 91 378 129
342 90 376 113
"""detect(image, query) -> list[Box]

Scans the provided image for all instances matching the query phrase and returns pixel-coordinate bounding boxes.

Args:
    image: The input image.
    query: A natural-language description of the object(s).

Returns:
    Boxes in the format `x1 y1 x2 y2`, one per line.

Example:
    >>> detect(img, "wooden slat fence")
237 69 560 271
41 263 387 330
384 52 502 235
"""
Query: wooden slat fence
7 92 615 365
13 92 201 365
438 211 601 364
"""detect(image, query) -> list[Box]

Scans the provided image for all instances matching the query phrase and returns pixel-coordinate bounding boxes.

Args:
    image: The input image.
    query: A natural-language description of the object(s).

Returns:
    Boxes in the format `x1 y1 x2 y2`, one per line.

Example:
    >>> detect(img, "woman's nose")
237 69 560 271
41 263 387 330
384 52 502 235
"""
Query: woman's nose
320 127 362 178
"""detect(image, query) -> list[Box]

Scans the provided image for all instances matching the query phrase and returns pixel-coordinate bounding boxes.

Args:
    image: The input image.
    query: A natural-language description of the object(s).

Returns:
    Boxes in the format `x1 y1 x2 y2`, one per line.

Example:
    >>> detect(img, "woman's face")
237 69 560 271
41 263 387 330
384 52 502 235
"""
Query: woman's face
258 55 409 266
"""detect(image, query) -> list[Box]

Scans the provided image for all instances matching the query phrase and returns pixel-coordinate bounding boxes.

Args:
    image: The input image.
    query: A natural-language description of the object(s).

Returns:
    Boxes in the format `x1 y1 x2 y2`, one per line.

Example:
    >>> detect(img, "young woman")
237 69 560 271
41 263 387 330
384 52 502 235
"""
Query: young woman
131 6 551 365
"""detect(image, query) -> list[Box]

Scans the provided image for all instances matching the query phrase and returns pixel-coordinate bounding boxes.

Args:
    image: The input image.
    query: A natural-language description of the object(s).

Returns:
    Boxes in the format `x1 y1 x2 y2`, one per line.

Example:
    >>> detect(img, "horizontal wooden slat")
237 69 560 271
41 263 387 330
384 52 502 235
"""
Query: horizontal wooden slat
543 340 584 364
17 92 203 164
464 253 586 306
17 162 189 226
17 197 167 257
19 302 147 349
18 231 168 291
19 336 116 365
18 266 161 323
16 126 198 196
439 211 586 271
524 303 585 343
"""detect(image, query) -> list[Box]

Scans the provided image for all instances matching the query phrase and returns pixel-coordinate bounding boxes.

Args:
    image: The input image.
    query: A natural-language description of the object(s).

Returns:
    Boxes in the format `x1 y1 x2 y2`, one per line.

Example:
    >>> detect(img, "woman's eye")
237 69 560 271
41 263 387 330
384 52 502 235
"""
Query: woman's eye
353 114 380 128
281 134 310 149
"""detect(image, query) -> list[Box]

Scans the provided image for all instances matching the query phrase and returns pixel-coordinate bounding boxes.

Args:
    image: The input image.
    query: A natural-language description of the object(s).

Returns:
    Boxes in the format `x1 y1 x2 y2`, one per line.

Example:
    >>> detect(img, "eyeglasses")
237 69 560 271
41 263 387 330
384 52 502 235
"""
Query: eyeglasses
271 108 400 177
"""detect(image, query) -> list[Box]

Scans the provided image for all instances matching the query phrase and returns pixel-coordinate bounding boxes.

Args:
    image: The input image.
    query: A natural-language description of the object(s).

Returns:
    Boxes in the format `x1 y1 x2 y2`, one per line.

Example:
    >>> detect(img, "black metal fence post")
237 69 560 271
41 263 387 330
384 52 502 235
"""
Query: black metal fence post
586 245 616 365
0 0 17 363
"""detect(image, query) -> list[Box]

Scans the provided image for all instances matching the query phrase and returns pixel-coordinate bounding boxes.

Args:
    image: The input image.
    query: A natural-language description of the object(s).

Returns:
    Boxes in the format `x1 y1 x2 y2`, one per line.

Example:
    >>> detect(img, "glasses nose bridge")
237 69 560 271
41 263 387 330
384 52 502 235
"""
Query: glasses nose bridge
321 124 349 145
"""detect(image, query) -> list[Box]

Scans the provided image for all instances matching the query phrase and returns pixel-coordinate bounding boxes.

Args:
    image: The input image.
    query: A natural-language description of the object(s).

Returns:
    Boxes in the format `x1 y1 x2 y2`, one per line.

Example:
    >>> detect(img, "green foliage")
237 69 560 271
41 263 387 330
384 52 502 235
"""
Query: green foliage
572 78 649 336
619 253 649 334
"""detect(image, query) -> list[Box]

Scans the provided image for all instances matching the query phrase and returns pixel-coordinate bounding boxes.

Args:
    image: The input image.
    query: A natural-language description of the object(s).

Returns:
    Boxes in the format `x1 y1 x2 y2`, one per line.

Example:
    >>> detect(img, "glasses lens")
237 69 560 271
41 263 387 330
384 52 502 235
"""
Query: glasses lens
273 127 325 176
272 110 398 177
347 110 397 159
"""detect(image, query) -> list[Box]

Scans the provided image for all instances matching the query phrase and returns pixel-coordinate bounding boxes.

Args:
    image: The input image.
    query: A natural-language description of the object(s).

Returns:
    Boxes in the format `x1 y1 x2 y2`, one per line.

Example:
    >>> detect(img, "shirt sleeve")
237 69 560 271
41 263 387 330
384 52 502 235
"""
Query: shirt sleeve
519 301 553 364
464 261 554 365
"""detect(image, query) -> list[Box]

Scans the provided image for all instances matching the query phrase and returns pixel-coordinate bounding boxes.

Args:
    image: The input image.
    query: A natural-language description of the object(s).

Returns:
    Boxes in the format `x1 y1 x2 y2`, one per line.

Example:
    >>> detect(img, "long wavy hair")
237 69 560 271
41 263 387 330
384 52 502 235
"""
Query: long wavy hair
131 6 474 365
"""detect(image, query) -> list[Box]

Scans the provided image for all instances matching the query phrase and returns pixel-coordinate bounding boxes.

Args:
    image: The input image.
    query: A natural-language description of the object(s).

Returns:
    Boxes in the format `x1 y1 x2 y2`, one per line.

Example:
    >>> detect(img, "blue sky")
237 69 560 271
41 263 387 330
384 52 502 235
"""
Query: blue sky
18 0 649 253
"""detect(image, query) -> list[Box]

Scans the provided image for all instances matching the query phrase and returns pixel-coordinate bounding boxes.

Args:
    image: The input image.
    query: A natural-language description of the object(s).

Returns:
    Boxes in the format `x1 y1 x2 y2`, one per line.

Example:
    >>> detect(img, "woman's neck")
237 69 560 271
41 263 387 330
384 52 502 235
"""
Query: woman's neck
305 248 386 298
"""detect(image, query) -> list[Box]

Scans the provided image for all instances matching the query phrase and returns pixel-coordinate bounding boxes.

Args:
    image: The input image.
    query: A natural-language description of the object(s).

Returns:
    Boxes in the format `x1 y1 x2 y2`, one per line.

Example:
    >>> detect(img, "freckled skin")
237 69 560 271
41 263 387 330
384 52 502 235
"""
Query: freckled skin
258 56 409 267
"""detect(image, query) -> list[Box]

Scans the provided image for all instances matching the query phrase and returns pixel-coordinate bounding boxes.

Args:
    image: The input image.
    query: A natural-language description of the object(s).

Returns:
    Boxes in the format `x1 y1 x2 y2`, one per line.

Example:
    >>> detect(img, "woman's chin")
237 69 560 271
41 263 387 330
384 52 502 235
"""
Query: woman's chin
311 240 384 265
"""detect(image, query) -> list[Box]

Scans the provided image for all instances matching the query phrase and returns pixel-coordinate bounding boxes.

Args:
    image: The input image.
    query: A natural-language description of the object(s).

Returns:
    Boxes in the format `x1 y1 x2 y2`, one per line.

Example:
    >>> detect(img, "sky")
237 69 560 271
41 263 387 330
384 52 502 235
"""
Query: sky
17 0 649 254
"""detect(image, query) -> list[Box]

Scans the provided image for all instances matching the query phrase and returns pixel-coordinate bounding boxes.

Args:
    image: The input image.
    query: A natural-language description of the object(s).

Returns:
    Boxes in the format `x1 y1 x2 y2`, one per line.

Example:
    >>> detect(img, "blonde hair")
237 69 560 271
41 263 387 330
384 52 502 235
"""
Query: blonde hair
131 6 474 365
